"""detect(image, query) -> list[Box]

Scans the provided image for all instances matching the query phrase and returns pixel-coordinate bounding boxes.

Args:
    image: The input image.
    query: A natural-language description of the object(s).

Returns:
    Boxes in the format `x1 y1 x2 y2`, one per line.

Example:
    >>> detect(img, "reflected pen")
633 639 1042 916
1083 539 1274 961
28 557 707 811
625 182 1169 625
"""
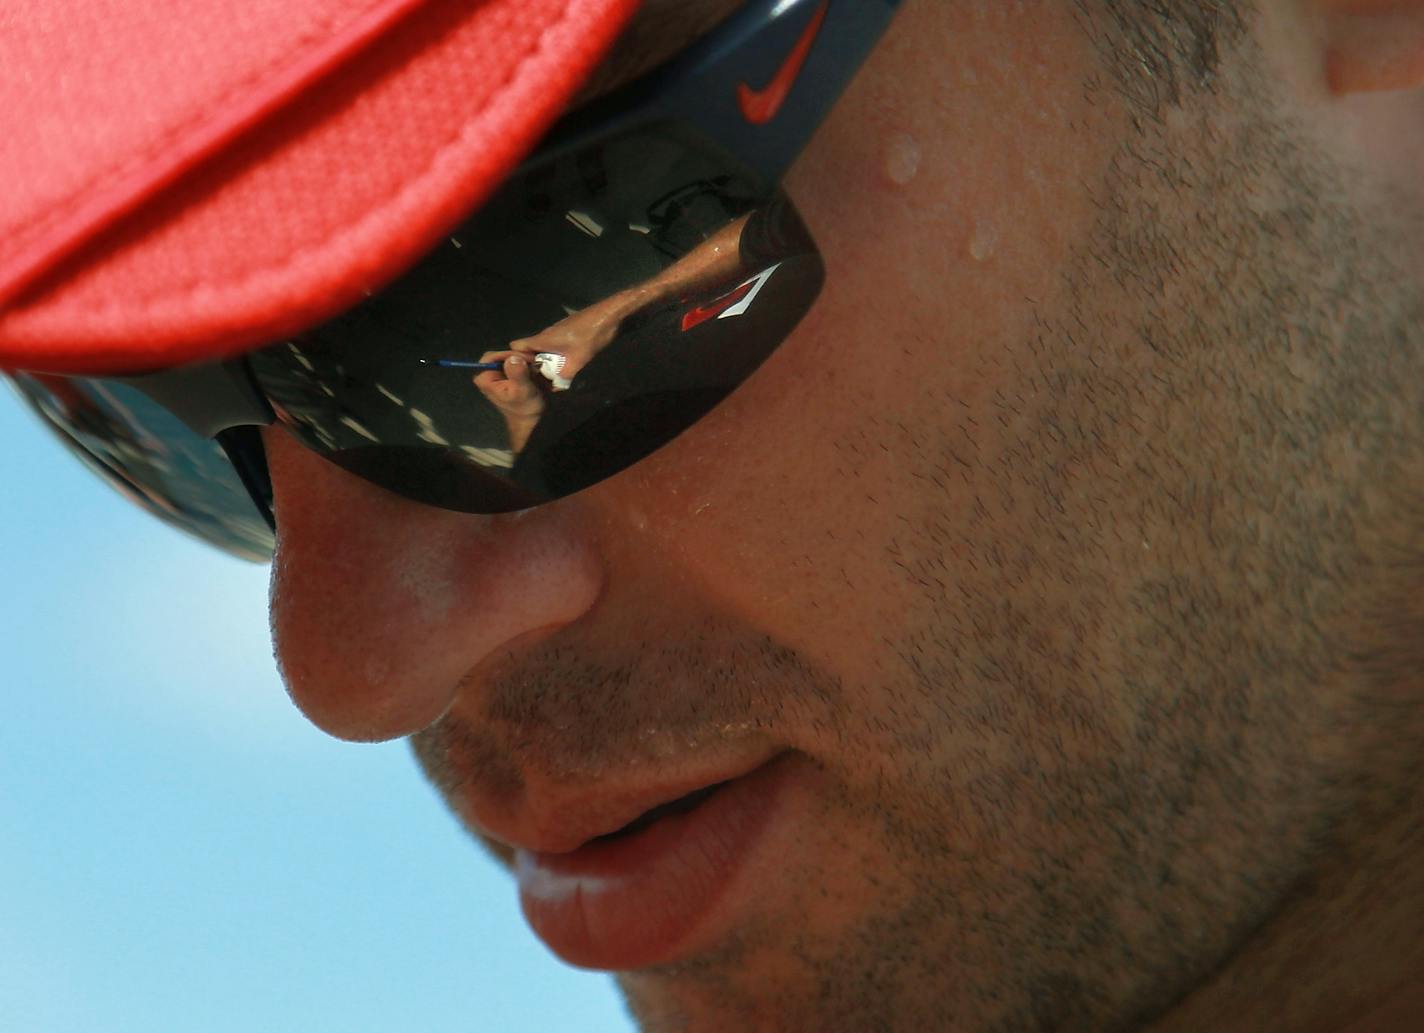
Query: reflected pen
418 358 509 371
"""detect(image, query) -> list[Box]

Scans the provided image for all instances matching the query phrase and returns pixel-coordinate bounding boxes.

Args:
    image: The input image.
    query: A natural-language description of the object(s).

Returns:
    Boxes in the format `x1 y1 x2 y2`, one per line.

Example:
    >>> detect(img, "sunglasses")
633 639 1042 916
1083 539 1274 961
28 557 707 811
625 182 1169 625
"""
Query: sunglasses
5 0 900 562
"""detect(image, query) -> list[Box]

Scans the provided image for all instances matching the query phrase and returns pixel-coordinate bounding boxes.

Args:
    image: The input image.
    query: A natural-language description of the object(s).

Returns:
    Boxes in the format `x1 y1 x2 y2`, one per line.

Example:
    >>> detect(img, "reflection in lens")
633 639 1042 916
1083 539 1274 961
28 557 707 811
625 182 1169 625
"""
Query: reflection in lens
6 373 275 561
251 123 823 514
5 125 826 557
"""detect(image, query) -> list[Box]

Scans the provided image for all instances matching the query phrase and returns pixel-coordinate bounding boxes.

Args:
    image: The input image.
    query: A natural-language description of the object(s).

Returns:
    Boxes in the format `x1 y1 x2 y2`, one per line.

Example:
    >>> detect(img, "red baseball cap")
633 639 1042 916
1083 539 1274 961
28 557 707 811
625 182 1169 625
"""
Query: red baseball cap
0 0 640 374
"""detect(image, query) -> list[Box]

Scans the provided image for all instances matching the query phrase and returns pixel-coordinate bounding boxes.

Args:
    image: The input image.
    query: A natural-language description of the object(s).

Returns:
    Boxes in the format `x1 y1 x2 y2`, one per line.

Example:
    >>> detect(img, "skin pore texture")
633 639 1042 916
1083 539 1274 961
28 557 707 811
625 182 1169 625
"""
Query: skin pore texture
263 0 1424 1030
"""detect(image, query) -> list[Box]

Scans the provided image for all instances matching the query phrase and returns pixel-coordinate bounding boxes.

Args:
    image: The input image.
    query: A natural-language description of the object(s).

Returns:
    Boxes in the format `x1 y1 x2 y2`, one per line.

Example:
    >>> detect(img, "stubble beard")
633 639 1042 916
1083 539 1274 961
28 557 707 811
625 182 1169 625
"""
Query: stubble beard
404 20 1424 1033
616 23 1424 1033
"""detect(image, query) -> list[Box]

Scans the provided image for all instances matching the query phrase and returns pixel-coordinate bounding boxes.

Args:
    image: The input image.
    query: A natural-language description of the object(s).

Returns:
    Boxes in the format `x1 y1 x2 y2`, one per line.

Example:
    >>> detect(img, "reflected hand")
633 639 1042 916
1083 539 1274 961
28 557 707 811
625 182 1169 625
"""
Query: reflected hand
509 290 641 382
473 351 545 454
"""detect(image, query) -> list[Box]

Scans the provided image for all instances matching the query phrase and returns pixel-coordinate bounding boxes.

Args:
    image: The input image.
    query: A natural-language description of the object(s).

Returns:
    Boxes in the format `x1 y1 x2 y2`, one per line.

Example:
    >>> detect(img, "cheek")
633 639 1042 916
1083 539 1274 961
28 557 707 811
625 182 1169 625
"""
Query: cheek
603 294 922 686
595 3 1114 685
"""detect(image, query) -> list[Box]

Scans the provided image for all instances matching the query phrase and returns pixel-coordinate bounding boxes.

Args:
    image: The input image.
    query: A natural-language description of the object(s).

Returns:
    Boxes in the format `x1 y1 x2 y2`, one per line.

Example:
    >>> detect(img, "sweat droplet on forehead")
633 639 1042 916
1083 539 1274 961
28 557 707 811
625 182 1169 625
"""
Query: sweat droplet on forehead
883 132 922 187
969 220 999 262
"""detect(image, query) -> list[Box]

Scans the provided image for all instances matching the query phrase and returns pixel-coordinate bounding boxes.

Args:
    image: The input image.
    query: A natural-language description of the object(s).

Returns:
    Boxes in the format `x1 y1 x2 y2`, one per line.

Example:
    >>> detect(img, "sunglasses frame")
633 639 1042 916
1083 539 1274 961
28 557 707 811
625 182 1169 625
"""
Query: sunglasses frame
22 0 901 541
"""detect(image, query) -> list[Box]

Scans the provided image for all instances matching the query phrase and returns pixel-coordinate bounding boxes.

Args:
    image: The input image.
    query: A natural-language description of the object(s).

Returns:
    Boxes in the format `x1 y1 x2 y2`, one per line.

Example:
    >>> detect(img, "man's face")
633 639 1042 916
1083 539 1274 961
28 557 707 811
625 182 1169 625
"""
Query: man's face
262 1 1424 1030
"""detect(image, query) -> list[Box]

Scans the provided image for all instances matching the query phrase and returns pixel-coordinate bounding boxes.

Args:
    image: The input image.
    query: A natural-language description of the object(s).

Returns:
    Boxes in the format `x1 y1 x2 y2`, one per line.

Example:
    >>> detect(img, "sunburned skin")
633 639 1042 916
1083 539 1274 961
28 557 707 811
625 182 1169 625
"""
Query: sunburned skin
967 219 999 262
883 131 922 187
262 0 1424 1030
266 432 605 742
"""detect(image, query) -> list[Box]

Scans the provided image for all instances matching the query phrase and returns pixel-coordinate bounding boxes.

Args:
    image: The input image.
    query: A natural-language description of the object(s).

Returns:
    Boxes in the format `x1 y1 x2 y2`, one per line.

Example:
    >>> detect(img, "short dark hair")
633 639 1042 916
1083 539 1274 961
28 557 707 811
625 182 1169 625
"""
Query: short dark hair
1081 0 1248 111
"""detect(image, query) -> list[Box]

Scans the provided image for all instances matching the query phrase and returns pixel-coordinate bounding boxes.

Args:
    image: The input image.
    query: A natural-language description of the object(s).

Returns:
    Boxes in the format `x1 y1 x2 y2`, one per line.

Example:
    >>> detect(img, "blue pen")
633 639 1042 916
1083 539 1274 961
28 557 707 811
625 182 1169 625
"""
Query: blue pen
419 358 509 371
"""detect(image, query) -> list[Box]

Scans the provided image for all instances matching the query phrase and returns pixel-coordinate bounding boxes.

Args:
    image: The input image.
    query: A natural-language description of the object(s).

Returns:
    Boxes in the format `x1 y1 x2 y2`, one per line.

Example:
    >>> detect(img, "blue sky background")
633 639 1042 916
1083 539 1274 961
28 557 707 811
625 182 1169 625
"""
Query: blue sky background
0 390 632 1032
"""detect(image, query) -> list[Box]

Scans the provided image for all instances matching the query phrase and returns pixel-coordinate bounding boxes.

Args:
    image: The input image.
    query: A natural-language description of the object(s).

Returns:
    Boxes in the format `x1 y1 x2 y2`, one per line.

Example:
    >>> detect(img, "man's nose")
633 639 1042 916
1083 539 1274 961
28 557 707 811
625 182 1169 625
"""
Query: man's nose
262 429 605 742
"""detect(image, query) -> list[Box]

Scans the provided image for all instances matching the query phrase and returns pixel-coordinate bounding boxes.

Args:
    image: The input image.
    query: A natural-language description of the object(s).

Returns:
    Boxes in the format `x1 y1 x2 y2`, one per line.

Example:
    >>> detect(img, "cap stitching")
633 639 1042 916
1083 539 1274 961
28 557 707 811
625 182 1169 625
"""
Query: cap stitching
58 0 581 317
4 0 407 250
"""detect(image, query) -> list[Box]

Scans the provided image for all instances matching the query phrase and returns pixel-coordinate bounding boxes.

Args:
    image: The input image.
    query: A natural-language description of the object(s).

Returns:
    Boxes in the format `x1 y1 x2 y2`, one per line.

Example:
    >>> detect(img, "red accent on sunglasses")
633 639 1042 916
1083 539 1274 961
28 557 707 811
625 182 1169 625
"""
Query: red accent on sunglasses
680 279 758 333
736 0 830 125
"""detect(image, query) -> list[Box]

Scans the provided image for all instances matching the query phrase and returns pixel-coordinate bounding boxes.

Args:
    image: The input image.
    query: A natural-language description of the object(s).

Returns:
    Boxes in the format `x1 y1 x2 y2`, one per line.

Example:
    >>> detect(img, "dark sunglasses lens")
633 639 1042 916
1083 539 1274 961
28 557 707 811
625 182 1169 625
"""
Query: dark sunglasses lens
6 372 275 560
250 123 823 514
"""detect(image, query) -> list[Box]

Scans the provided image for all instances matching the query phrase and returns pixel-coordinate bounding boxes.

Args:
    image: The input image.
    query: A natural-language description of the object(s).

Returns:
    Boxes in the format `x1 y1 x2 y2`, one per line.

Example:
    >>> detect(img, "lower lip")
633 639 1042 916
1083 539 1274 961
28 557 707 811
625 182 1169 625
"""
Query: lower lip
515 757 790 971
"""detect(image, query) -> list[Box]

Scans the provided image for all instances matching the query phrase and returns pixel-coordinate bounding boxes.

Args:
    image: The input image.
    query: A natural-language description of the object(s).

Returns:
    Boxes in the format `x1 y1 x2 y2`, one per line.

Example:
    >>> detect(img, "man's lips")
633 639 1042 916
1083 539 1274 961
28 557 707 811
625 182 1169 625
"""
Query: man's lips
584 780 729 842
465 750 785 856
513 754 795 971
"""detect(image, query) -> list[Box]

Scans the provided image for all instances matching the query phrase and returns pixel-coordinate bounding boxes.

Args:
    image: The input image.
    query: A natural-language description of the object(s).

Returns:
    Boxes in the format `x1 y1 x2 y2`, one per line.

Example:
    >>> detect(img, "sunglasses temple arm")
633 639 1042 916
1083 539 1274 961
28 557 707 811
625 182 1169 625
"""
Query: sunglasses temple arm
120 358 279 531
119 359 273 435
538 0 901 187
653 0 903 185
217 425 276 531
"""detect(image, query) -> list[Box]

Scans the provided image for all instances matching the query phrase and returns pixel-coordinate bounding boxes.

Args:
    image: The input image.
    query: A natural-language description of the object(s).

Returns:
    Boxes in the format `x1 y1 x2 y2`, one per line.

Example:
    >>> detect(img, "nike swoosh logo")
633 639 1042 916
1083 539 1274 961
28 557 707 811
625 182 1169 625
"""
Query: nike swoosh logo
736 0 830 126
681 264 783 332
681 279 756 332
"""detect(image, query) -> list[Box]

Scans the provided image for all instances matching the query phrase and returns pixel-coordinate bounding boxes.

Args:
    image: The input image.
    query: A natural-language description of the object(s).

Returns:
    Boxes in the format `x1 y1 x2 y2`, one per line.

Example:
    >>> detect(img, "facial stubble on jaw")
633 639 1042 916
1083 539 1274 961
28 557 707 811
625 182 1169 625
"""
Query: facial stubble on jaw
408 627 846 836
413 25 1424 1033
776 31 1424 1033
627 49 1420 1033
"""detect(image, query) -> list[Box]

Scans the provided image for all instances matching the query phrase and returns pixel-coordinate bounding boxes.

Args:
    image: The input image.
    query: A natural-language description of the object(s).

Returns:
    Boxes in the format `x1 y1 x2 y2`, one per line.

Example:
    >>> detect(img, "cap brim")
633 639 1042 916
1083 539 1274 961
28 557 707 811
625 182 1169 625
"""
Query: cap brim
0 0 640 374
